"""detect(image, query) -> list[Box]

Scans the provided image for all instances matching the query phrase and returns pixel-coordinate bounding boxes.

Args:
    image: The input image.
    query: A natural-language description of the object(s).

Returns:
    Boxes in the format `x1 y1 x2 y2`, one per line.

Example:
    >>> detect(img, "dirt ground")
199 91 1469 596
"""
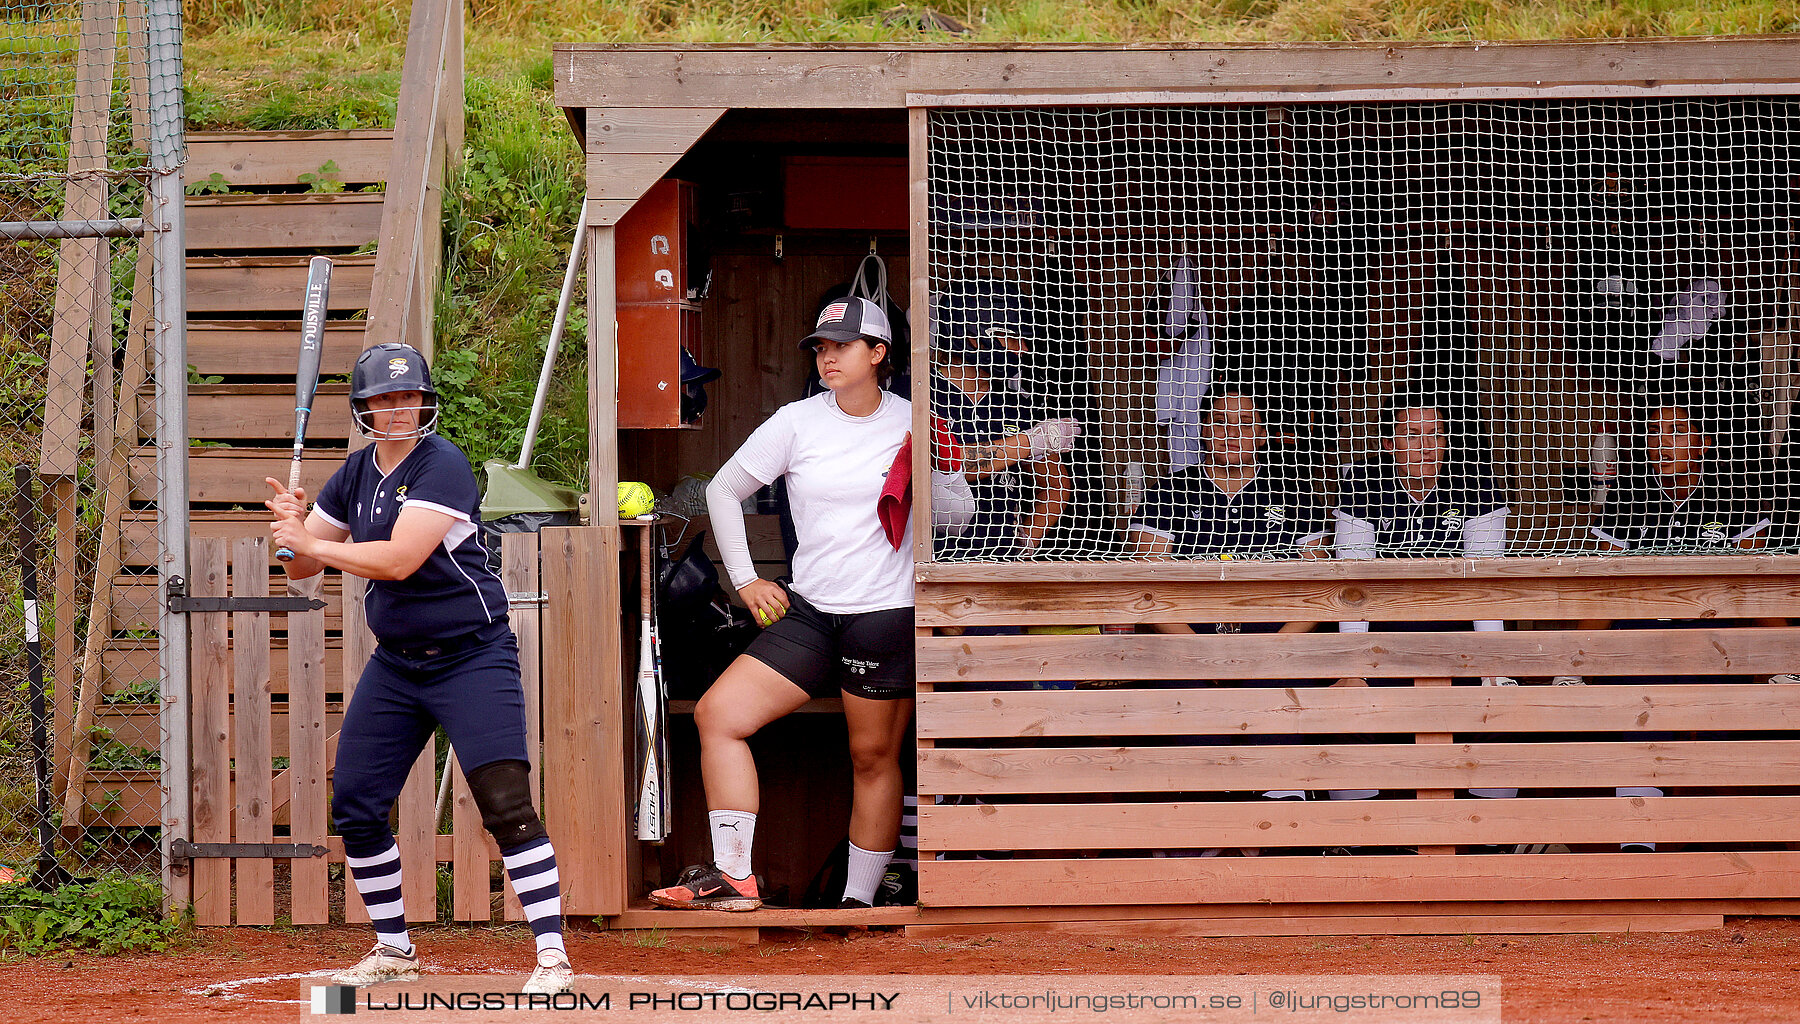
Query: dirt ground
2 918 1797 1023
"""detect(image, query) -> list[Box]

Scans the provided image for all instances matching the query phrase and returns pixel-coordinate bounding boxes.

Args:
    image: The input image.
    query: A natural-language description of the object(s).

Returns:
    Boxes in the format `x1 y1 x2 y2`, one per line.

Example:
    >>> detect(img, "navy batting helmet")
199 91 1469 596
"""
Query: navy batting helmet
350 342 439 440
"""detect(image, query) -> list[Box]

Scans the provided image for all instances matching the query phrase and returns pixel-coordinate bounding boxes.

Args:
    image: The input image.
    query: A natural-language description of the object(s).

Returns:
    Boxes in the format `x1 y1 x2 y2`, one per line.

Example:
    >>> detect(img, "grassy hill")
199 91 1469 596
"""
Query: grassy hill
184 1 1800 489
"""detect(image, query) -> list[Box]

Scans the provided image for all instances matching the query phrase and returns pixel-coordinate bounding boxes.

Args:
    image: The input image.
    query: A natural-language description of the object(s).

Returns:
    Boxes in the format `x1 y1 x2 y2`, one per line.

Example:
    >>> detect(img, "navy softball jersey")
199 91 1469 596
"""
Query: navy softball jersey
1592 472 1770 550
313 434 508 646
1336 459 1509 557
1129 465 1326 558
932 375 1047 555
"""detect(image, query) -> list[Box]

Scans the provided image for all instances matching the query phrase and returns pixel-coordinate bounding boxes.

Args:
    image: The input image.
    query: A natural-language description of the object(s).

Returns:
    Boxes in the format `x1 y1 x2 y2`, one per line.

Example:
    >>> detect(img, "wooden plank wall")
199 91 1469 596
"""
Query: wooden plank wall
179 535 553 925
914 566 1800 913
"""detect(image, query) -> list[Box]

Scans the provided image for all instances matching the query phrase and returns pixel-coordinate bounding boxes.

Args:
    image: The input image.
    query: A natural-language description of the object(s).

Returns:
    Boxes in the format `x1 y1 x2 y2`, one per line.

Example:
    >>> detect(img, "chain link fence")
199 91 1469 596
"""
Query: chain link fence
1 0 183 890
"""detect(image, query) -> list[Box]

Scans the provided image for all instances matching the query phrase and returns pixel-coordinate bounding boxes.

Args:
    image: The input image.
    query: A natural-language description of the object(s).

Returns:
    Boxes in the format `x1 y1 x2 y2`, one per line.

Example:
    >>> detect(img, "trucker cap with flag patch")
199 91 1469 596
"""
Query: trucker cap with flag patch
801 295 893 348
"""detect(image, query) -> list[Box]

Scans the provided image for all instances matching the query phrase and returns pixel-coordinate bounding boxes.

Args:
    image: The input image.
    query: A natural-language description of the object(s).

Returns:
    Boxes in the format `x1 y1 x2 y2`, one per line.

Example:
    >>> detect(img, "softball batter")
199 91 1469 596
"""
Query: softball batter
266 343 573 993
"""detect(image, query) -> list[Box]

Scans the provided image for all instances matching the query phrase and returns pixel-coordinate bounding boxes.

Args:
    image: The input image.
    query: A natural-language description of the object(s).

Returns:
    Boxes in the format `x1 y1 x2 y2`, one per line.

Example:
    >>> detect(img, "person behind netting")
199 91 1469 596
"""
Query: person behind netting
1564 394 1777 851
1334 394 1542 851
1125 388 1338 851
930 282 1077 560
648 297 915 912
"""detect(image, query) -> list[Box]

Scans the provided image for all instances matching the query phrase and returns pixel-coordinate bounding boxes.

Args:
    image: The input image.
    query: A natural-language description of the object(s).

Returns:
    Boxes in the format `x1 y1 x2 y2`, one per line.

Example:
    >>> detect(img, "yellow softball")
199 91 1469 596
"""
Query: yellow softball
616 481 655 518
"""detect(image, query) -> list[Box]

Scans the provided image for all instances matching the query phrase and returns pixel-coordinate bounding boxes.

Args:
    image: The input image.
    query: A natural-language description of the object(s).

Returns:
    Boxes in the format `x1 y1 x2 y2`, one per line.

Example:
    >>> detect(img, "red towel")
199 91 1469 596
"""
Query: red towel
878 433 912 550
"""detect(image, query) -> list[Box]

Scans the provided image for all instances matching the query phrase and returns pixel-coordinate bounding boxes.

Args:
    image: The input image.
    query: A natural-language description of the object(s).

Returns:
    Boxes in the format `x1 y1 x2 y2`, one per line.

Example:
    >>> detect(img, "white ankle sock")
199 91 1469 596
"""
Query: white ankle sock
709 810 756 879
843 841 894 905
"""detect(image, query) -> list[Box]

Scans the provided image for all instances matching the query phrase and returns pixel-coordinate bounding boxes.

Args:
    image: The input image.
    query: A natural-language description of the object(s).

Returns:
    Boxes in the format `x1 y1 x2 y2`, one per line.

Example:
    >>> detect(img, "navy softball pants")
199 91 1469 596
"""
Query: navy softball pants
331 621 531 858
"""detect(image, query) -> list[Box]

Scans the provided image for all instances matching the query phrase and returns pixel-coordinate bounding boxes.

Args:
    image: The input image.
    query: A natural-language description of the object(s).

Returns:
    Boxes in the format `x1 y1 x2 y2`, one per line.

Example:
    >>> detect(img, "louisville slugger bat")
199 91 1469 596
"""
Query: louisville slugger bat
634 532 665 840
276 255 333 562
648 535 671 841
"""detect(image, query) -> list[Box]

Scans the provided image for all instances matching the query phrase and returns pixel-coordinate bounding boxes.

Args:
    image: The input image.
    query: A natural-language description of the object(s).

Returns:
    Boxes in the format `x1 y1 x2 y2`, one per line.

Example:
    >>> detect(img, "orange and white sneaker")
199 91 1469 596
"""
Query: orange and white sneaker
649 863 761 911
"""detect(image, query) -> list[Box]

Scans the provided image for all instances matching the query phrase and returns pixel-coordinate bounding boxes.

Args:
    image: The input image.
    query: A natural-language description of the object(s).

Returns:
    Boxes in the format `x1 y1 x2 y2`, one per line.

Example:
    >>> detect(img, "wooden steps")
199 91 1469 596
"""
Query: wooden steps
87 130 393 832
186 193 384 251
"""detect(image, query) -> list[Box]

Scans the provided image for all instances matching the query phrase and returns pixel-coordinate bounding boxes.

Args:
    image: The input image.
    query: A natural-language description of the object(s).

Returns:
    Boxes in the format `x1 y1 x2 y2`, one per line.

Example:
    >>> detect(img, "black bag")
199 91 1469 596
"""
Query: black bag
658 529 720 619
656 531 758 700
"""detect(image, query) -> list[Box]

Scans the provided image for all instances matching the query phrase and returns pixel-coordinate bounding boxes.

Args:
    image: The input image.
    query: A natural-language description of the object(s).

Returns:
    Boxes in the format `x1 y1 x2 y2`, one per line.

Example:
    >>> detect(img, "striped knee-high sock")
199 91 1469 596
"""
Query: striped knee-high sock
502 837 565 956
345 842 411 954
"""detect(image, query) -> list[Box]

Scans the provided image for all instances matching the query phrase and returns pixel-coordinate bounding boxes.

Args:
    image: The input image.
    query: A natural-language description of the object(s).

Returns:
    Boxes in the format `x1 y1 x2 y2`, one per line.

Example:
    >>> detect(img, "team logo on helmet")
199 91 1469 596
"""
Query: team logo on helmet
388 357 409 379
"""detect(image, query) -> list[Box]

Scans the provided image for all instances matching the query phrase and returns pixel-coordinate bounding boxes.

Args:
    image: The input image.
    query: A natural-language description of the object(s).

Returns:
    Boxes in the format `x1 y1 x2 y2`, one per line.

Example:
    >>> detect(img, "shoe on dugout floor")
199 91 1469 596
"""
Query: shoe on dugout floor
838 897 873 910
649 863 762 911
331 943 420 986
1551 675 1586 686
1765 674 1800 684
1512 843 1571 854
521 949 575 997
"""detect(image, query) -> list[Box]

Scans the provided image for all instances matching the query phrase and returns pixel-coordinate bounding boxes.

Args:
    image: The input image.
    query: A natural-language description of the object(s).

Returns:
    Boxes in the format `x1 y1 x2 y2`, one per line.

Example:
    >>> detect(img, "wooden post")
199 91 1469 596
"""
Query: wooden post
188 539 232 925
231 539 274 925
287 588 330 924
541 526 624 916
1414 676 1455 856
51 481 78 815
39 0 118 478
909 106 933 564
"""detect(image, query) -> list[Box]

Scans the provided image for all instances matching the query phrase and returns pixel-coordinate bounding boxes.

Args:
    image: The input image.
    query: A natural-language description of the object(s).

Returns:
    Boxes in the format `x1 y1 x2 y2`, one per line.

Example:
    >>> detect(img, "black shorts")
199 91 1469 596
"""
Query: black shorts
743 586 915 700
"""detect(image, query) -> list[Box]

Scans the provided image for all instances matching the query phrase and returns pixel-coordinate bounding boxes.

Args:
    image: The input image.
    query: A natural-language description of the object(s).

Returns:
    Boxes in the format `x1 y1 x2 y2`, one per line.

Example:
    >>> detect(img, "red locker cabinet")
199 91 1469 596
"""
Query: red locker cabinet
617 178 705 429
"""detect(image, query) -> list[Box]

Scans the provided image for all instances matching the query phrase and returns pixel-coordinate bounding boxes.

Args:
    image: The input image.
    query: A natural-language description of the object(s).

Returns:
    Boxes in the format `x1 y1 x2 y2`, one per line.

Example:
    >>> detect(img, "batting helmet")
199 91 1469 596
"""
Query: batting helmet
350 342 439 440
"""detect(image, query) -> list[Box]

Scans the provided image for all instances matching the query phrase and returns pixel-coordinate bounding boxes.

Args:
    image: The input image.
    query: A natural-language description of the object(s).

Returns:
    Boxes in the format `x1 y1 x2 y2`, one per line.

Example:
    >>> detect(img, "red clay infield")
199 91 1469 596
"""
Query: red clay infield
1 918 1796 1023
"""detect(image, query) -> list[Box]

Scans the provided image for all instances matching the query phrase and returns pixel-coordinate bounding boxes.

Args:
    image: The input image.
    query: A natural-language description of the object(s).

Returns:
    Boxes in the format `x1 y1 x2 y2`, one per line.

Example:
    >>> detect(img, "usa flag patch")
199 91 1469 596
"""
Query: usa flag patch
819 301 849 326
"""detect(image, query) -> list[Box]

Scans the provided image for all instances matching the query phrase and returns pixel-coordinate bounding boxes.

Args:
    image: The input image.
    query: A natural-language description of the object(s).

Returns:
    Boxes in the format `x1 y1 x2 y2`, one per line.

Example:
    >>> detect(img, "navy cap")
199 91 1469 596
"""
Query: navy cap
801 296 893 348
932 281 1033 356
680 347 721 386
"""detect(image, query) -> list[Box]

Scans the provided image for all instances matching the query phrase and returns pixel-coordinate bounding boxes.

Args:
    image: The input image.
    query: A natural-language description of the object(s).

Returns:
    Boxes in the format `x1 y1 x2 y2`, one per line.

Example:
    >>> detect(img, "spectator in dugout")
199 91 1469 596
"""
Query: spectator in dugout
930 282 1077 561
1334 394 1543 852
1126 387 1341 852
1563 395 1779 851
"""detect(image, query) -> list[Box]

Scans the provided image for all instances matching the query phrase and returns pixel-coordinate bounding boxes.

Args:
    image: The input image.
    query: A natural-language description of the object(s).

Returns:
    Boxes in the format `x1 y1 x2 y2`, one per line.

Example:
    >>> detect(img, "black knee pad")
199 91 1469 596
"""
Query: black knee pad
465 758 546 850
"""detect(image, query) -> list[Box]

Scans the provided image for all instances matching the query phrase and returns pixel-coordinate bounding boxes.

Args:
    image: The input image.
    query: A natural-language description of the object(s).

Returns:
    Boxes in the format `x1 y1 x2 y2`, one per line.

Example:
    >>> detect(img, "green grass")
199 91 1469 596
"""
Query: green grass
177 0 1800 489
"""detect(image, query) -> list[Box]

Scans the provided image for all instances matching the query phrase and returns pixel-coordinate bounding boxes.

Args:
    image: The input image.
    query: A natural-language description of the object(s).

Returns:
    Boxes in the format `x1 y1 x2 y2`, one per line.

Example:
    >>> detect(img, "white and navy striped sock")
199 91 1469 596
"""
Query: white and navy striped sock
345 842 411 955
502 837 565 956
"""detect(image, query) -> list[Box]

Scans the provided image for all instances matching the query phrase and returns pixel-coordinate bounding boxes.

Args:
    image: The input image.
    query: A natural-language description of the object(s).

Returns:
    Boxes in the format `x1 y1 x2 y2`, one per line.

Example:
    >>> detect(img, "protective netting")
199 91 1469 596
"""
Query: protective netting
2 0 179 883
926 100 1800 562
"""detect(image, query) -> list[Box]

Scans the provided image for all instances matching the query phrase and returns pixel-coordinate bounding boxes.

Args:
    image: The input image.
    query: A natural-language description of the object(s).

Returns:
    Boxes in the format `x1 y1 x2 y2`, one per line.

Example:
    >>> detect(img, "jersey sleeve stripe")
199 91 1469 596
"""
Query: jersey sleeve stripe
402 498 472 522
314 507 349 531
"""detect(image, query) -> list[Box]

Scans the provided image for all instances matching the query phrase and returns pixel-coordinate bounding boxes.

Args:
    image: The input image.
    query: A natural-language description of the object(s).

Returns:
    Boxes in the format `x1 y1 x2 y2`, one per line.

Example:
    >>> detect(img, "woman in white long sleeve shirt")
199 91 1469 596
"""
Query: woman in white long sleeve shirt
650 298 915 912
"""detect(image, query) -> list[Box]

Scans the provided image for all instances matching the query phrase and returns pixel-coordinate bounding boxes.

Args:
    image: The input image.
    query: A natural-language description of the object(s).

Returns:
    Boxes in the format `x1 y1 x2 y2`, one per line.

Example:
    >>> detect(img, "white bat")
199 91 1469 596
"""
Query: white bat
634 541 666 841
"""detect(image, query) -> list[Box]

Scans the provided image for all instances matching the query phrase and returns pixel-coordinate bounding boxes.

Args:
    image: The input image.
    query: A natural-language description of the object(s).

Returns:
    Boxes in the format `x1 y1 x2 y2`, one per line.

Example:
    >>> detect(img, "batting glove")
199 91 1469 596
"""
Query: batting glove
1022 417 1081 461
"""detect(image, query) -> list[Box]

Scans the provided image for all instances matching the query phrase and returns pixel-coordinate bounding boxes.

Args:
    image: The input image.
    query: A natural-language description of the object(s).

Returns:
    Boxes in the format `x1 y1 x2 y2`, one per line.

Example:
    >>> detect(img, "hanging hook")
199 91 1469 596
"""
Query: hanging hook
774 234 784 263
868 235 879 256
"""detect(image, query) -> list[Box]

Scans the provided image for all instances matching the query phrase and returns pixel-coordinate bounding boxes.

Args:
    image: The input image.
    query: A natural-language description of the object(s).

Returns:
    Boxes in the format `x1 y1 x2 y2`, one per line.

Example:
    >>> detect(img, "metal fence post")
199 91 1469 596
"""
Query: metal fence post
144 0 189 914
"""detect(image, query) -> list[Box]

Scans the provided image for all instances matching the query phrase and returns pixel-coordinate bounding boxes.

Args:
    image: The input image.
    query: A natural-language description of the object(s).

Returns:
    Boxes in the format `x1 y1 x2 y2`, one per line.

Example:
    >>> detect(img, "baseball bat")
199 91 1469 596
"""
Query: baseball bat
276 256 333 562
634 533 664 841
649 537 671 840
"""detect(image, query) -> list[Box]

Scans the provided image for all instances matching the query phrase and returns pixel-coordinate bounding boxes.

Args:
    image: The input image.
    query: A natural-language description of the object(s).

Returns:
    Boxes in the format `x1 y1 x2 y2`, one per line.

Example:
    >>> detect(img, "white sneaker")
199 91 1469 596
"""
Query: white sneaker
522 950 574 997
1551 675 1585 686
1766 674 1800 685
331 943 419 986
1481 676 1518 687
